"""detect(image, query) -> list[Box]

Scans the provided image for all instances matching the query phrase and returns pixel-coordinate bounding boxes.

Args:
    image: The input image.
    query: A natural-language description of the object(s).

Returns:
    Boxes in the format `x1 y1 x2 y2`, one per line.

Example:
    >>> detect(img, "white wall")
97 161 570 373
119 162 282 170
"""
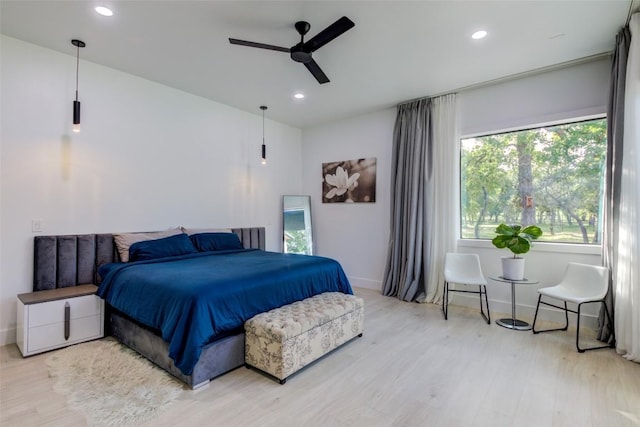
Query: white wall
301 108 395 290
0 36 303 344
302 58 610 325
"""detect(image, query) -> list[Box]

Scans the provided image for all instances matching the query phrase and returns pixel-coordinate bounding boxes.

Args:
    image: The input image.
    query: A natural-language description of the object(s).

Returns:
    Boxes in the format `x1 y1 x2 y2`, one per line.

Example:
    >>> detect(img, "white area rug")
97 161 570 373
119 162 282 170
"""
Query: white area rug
46 338 183 427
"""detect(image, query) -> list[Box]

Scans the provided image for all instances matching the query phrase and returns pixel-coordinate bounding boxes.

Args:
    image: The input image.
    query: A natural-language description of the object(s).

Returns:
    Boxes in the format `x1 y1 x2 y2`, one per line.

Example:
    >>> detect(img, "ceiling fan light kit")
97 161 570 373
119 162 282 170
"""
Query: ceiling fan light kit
229 16 355 84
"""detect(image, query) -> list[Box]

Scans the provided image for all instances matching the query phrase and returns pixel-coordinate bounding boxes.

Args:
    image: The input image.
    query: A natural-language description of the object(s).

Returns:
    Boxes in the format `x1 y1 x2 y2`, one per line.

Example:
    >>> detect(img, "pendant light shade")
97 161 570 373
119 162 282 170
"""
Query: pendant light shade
73 99 81 131
71 39 86 133
260 105 267 165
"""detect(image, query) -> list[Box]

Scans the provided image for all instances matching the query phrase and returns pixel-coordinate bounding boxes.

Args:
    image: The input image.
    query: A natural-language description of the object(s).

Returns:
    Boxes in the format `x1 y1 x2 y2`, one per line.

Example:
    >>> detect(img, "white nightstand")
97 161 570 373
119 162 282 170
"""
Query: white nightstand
16 284 104 356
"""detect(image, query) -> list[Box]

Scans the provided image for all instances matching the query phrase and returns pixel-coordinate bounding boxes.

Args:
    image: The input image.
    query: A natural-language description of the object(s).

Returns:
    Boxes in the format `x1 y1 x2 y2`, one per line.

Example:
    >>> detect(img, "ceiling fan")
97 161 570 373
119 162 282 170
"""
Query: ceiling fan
229 16 355 84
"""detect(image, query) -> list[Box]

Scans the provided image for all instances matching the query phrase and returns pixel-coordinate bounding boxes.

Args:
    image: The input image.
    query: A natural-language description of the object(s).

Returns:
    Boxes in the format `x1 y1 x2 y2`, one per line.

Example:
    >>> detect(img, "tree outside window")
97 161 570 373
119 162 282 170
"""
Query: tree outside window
460 118 606 244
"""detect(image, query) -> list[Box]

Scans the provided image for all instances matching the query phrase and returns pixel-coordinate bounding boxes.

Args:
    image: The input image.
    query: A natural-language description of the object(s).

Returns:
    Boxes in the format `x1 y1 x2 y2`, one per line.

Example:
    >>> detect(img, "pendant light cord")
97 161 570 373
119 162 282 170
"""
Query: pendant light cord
75 44 80 102
260 105 267 143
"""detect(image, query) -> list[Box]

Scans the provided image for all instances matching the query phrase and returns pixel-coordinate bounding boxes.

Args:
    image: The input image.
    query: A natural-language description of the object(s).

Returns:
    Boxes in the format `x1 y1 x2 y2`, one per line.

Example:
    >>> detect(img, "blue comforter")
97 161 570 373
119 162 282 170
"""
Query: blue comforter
97 249 352 375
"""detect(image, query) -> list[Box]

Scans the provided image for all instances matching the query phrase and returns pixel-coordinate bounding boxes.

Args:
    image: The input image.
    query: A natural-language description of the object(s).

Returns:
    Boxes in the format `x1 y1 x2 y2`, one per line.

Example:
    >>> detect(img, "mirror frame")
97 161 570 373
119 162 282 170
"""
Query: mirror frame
283 195 313 255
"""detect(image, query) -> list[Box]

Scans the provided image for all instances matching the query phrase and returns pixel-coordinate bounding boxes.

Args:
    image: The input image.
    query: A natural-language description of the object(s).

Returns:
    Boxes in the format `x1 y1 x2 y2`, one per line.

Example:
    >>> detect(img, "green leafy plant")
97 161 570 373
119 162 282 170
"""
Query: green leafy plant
492 224 543 257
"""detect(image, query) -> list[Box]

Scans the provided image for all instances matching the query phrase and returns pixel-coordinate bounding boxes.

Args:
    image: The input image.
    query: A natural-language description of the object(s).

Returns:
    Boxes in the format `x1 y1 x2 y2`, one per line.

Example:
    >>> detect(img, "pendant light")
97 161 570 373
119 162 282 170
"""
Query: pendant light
260 105 267 165
71 39 86 133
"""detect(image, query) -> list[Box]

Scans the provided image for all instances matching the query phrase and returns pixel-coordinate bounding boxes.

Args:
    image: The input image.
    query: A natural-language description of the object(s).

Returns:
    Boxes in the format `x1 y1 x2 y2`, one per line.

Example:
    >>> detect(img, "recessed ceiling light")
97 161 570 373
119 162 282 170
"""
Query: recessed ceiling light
472 30 487 40
95 6 113 17
294 93 305 99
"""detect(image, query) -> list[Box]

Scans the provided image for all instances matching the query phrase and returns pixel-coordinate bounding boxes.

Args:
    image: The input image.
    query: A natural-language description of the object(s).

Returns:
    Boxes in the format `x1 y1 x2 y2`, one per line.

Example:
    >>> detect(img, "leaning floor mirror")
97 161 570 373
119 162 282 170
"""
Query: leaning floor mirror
283 195 313 255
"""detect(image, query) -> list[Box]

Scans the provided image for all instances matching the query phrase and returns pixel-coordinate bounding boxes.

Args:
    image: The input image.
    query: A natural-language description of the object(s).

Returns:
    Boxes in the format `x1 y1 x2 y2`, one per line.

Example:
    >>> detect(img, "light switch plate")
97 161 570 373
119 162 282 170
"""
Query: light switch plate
32 218 43 233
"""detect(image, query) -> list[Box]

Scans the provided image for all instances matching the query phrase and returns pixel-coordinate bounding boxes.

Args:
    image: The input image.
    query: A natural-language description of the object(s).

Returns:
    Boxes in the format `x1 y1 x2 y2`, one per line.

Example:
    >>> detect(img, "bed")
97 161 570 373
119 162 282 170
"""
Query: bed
33 228 353 388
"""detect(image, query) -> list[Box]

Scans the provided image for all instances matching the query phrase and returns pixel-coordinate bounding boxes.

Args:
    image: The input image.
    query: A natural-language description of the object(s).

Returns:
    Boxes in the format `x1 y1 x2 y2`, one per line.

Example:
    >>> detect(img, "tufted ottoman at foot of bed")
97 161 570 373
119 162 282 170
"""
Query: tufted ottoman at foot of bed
244 292 364 384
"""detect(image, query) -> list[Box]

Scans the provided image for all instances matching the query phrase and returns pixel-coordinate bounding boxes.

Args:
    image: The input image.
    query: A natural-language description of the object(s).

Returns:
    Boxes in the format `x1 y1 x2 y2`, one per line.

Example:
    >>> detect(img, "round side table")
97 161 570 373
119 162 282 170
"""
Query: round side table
489 276 539 331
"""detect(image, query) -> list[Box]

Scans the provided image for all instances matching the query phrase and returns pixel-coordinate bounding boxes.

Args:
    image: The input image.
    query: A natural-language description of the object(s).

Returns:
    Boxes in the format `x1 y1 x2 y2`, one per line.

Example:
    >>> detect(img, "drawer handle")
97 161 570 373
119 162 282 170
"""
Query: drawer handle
64 302 70 340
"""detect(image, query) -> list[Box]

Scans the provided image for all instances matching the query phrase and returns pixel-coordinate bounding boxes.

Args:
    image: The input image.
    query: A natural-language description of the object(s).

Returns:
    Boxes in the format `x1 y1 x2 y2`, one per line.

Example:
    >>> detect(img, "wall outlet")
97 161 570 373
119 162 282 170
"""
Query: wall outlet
32 218 43 233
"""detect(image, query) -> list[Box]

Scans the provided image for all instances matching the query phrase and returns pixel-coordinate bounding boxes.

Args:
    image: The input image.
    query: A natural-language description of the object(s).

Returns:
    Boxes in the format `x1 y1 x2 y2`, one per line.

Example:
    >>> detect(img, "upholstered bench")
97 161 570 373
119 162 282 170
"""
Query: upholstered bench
244 292 364 384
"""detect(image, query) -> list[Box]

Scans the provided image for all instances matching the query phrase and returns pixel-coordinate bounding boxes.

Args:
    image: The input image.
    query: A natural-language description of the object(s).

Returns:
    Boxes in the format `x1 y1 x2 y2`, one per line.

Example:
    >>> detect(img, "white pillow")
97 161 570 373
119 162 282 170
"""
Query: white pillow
181 227 232 236
113 228 183 262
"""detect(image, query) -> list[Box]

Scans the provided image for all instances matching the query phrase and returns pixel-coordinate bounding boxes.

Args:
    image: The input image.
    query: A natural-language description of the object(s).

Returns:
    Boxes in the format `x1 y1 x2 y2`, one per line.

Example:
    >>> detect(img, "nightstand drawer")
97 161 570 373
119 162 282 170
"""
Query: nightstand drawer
27 314 103 354
28 295 101 328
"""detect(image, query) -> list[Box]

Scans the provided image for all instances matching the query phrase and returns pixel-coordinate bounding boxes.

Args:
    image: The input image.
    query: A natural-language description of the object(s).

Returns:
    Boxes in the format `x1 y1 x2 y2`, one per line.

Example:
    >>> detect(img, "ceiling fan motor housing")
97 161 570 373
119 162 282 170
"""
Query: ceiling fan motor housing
290 45 312 63
291 21 312 63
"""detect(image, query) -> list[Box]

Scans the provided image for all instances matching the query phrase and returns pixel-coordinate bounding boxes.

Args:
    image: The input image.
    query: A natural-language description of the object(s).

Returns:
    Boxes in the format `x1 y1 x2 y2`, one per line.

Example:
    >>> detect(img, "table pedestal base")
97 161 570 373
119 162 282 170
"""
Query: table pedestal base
496 318 531 331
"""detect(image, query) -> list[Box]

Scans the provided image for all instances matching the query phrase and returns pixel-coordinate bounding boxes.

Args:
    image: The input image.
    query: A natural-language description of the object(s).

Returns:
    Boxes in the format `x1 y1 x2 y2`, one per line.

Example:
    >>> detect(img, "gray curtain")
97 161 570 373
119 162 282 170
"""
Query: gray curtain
383 99 431 301
599 24 631 343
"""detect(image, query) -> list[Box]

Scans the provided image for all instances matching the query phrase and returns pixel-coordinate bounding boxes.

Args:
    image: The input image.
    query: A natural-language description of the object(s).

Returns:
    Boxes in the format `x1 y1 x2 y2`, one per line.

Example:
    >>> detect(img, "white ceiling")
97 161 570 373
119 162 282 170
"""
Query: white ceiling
0 1 632 129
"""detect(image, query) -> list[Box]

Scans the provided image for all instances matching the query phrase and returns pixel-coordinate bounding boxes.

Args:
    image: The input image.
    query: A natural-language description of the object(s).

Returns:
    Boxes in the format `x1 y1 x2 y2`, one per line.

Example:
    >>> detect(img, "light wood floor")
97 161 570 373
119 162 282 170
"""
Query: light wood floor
2 288 639 427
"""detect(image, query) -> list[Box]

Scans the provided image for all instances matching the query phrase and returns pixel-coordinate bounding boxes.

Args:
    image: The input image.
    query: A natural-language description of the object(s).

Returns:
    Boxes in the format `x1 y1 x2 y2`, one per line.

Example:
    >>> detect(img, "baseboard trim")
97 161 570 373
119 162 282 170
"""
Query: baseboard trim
450 293 600 329
348 276 381 291
1 327 16 346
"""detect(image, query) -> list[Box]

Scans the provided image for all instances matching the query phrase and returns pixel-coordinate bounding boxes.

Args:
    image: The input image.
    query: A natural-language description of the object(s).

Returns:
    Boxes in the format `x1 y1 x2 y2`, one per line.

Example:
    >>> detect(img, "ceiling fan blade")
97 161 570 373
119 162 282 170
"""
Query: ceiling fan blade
304 59 330 84
303 16 355 52
228 38 290 53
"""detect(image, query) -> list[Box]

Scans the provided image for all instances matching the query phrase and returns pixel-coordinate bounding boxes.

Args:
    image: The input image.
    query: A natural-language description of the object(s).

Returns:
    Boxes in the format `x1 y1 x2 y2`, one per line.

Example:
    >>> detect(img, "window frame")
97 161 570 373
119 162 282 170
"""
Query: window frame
458 113 607 250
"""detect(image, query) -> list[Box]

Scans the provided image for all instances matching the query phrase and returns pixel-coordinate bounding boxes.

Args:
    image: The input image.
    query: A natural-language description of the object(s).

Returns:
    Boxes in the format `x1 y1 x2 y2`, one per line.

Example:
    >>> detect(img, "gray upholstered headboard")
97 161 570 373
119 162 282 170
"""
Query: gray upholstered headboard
33 227 266 292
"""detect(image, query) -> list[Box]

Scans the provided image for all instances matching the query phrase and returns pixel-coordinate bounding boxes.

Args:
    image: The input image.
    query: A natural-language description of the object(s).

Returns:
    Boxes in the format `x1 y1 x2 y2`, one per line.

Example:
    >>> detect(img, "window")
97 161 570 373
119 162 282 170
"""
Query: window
460 118 607 244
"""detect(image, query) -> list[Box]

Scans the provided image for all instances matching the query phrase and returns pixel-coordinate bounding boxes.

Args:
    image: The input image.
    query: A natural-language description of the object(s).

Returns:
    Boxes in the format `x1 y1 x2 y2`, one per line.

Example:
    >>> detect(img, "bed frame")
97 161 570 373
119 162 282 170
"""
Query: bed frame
33 227 265 389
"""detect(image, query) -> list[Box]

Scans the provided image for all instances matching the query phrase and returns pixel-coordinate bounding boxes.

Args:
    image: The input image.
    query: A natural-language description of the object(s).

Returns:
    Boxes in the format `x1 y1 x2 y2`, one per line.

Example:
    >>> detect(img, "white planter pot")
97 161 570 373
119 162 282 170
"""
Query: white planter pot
501 257 525 280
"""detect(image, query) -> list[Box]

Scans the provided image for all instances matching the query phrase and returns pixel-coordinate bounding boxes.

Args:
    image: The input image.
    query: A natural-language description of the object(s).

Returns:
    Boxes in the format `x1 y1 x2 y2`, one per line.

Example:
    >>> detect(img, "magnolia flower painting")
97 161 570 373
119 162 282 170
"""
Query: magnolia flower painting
322 158 376 203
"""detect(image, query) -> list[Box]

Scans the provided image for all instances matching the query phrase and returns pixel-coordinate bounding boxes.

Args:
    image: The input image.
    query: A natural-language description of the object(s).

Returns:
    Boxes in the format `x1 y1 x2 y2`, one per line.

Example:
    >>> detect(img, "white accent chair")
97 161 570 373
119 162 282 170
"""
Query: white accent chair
532 262 615 352
442 253 490 324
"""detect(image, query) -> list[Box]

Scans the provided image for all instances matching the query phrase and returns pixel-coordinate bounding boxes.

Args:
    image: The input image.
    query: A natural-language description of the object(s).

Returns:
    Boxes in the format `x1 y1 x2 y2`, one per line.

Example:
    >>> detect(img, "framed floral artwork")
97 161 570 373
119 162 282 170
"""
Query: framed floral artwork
322 158 376 203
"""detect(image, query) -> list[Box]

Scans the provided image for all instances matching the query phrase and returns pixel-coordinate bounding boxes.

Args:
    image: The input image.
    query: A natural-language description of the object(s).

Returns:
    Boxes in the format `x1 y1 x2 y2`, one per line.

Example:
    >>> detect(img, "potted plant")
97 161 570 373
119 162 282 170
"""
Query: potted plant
491 223 542 280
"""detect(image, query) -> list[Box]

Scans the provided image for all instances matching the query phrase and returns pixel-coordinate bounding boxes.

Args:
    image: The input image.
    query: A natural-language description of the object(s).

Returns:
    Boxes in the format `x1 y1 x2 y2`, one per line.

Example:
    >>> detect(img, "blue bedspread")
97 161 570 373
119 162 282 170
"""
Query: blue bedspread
97 249 352 375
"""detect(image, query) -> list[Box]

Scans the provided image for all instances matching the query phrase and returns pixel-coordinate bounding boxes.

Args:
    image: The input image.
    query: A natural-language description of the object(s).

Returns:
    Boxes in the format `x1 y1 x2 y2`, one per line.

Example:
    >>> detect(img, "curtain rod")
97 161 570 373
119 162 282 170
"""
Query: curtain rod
398 51 612 107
